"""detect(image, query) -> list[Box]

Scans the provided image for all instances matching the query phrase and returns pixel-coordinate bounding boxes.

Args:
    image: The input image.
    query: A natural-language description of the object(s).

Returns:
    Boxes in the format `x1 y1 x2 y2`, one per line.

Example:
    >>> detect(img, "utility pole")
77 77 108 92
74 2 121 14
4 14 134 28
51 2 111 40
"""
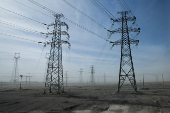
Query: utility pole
41 14 71 94
11 53 20 83
104 73 106 85
162 74 164 86
108 11 140 93
65 71 68 87
90 65 95 85
79 68 83 86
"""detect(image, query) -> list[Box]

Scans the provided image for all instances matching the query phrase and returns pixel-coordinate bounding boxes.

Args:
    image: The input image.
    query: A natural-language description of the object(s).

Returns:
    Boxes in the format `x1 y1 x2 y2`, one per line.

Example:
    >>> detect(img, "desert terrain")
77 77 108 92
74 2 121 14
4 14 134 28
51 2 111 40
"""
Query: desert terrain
0 82 170 113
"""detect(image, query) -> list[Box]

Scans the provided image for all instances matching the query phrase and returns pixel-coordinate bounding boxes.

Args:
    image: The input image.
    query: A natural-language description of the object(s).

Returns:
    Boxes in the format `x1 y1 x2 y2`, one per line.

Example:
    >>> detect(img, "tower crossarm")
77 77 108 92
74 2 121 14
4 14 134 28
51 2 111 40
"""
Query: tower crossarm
61 40 71 49
128 27 140 32
108 27 140 34
110 38 139 47
39 40 71 48
108 28 121 34
129 38 139 45
41 30 71 39
60 22 69 31
110 39 122 45
111 16 136 22
61 31 70 40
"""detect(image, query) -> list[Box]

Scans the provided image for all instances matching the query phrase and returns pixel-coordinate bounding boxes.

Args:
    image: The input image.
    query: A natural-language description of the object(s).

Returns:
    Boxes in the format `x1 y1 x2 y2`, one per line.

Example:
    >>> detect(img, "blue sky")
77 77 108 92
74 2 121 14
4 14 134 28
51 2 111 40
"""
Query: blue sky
0 0 169 84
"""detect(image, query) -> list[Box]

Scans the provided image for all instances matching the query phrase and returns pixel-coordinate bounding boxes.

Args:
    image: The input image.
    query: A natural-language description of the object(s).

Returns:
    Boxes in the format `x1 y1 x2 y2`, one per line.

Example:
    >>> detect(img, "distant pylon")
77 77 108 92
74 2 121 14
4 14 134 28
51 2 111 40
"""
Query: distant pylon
90 65 95 85
104 73 106 85
11 53 20 83
65 71 68 87
108 11 140 93
79 68 83 85
42 14 71 94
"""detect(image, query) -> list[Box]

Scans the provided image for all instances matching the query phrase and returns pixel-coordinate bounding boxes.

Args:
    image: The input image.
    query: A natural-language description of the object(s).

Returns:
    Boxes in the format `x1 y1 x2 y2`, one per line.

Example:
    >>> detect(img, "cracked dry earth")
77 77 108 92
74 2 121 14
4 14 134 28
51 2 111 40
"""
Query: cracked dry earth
0 84 170 113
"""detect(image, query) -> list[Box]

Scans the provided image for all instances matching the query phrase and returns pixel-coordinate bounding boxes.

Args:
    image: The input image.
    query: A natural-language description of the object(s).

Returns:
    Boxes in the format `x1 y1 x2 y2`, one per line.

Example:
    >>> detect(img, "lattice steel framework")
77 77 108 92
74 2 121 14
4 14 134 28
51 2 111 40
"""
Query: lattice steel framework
108 11 140 92
11 53 20 83
44 14 70 94
90 65 95 85
79 68 83 85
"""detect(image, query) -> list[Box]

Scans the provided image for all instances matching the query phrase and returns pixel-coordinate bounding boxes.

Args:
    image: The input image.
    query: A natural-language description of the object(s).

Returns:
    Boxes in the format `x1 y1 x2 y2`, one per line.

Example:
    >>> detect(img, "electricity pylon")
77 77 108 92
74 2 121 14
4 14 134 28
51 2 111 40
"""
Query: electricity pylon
79 68 83 85
90 65 95 85
104 73 106 85
65 71 68 87
42 14 71 94
11 53 20 83
108 11 140 93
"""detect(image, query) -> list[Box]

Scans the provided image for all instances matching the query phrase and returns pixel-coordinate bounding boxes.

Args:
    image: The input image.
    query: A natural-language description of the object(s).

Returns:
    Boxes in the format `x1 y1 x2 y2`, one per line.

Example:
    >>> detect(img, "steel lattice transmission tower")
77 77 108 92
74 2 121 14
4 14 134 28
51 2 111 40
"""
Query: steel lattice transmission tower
90 65 95 85
104 73 106 85
79 68 83 85
108 11 140 93
11 53 20 83
43 14 71 94
65 71 68 87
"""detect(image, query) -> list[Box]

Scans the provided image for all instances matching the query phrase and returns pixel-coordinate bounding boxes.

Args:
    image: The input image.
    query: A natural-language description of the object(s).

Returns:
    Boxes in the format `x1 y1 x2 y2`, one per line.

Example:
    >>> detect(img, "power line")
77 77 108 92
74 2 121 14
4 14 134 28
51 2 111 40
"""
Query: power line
91 0 111 18
27 0 57 14
91 0 121 27
96 0 117 19
62 0 107 30
0 6 47 25
117 0 126 11
107 0 118 14
63 17 108 41
32 46 45 75
0 32 38 43
95 46 116 69
13 0 53 19
27 0 109 41
0 20 45 35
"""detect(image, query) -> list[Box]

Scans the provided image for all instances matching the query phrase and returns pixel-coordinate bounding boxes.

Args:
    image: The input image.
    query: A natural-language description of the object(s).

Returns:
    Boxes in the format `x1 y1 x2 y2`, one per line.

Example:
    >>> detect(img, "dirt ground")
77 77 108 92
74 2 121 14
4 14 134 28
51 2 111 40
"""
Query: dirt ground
0 83 170 113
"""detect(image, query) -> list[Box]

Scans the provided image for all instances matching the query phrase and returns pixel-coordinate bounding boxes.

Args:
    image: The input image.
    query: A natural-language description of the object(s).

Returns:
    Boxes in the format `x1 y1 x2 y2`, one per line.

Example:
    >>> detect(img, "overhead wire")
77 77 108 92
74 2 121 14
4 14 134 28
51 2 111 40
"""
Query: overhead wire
27 0 109 41
27 0 57 14
91 0 122 27
13 0 54 19
90 0 111 18
61 0 107 30
88 0 119 68
96 0 116 19
0 20 46 36
0 6 47 25
95 46 117 69
15 0 110 66
32 46 45 75
117 0 126 11
0 32 38 43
